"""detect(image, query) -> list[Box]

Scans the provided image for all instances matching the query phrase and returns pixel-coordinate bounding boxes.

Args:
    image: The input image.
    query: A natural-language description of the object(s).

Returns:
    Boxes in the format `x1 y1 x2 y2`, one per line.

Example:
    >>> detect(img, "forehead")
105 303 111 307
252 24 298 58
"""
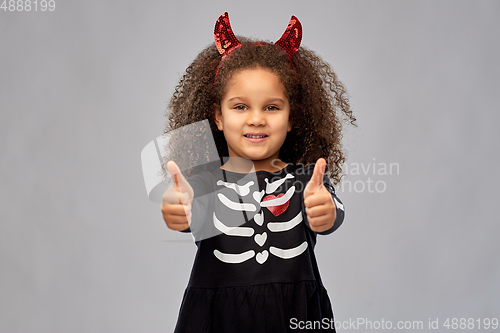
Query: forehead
224 68 287 99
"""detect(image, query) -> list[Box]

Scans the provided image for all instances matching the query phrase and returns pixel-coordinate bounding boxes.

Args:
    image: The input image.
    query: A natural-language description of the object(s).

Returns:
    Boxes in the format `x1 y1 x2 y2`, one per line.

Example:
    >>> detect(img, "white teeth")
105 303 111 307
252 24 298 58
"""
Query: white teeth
246 135 266 138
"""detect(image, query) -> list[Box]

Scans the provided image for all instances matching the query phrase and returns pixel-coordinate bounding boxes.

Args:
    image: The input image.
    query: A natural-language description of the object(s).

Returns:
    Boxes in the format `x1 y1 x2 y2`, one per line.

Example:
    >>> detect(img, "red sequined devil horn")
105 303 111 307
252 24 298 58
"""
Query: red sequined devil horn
214 12 242 57
213 13 302 82
275 16 302 59
214 12 302 59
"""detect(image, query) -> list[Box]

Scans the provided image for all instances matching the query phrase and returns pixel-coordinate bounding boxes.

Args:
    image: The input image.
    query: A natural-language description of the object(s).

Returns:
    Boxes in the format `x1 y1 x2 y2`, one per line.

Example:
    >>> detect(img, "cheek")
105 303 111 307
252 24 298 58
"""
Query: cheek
221 120 241 139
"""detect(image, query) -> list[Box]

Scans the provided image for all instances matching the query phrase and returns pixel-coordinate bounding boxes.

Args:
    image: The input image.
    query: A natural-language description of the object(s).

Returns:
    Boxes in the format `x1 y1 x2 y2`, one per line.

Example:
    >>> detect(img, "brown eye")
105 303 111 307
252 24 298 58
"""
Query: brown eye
266 106 279 111
235 105 247 110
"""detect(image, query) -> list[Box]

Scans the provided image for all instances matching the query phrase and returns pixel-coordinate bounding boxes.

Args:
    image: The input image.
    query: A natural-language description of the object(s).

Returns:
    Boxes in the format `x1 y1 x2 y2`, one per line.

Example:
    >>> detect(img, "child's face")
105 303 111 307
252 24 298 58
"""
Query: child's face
215 68 292 166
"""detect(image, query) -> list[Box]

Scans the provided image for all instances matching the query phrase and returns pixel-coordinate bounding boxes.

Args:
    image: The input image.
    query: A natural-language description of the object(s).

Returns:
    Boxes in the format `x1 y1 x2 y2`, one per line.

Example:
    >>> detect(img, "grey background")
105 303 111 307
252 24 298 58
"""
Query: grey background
1 0 499 332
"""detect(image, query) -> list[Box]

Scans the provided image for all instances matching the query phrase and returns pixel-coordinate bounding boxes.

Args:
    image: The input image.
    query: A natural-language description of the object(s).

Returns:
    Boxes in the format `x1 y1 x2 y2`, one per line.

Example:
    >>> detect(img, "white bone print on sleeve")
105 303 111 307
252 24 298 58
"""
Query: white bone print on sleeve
333 197 344 211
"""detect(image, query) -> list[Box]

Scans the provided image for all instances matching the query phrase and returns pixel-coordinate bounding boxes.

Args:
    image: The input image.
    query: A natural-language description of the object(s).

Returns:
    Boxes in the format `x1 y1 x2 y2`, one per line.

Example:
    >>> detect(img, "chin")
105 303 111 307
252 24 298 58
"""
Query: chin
248 153 272 160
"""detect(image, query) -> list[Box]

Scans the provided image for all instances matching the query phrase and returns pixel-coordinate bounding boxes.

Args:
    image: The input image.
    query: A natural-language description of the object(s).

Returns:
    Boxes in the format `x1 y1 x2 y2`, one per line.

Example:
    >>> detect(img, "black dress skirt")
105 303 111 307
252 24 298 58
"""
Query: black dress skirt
174 164 345 333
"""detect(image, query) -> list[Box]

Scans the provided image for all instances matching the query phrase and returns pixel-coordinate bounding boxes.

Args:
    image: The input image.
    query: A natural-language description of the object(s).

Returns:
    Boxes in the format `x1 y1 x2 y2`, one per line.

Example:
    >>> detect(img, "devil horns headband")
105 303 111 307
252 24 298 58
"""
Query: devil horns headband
214 12 302 81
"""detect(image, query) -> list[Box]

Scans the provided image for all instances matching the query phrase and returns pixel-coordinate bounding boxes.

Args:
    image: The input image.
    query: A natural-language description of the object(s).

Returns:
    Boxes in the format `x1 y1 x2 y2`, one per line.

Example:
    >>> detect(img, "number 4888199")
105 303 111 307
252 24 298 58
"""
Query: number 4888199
1 0 56 11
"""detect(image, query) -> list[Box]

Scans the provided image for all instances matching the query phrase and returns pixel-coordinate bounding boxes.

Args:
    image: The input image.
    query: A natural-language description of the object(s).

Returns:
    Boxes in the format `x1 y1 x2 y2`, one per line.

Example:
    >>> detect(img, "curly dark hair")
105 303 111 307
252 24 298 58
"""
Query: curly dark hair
163 37 356 185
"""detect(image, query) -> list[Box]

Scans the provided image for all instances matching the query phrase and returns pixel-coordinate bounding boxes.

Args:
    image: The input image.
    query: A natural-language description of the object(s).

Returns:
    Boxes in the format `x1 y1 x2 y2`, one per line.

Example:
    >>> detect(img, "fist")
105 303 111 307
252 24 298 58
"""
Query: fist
161 161 194 231
303 158 337 233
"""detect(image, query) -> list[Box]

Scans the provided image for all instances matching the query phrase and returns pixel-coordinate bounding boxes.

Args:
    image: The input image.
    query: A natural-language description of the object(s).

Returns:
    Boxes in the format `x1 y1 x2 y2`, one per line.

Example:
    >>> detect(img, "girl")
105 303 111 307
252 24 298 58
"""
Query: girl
161 12 355 332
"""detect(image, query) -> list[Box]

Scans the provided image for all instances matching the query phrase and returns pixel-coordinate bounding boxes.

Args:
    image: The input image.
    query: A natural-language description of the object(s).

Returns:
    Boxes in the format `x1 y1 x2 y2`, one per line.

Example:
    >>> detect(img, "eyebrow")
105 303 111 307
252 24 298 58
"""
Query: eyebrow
226 97 245 103
266 98 286 104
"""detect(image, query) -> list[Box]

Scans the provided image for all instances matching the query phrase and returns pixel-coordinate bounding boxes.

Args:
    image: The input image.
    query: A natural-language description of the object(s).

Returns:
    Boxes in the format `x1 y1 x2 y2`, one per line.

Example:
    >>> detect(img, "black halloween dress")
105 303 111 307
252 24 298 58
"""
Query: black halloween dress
173 164 345 333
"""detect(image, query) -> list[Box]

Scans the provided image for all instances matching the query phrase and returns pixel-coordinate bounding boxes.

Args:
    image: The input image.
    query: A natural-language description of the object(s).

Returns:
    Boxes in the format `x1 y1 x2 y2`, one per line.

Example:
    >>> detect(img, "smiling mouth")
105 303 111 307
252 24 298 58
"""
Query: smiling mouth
244 134 268 138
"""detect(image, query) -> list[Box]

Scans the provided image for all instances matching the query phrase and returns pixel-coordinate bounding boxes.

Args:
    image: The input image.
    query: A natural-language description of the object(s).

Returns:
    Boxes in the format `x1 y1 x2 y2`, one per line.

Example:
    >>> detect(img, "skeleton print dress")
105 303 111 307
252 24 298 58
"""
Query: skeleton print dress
174 164 345 333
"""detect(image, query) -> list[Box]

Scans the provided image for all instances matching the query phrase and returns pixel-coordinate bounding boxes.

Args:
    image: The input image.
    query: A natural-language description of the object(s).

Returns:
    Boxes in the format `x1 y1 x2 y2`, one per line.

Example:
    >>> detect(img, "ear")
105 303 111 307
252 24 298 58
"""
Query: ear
287 115 293 132
214 104 224 131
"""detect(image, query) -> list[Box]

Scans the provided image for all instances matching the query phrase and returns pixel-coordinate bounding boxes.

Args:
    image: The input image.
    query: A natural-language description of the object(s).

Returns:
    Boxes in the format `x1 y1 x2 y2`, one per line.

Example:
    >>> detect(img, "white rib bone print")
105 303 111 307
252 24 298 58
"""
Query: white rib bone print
264 173 294 193
213 173 308 264
216 180 254 196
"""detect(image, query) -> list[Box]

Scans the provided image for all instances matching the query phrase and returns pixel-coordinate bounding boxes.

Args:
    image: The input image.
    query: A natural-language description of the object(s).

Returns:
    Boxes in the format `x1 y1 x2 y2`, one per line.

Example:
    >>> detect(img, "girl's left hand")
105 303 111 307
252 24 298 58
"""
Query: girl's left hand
303 158 337 233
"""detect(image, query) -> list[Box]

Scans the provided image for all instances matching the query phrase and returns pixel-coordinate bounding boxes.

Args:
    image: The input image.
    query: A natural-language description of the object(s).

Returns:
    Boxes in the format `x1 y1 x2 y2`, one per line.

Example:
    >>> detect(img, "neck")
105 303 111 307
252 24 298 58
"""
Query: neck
221 157 288 173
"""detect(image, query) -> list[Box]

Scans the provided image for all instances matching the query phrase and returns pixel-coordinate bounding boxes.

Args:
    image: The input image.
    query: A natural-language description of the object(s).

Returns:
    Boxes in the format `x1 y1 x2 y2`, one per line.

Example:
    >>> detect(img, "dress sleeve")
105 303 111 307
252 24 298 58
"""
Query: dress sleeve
180 172 213 235
317 176 345 235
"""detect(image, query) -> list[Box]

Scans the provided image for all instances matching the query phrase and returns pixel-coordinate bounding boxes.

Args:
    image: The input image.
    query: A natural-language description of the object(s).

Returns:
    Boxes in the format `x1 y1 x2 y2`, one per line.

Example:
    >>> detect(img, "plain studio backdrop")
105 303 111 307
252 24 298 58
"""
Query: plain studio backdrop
1 0 499 332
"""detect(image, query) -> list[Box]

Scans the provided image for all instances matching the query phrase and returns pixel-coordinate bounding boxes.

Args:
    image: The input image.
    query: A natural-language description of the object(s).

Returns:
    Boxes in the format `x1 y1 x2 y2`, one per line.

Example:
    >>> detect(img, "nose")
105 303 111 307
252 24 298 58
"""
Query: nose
247 109 266 126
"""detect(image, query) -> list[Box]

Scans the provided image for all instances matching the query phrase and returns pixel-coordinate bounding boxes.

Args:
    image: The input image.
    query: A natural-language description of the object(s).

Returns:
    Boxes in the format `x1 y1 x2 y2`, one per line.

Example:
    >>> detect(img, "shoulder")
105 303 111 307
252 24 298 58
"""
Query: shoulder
187 171 217 197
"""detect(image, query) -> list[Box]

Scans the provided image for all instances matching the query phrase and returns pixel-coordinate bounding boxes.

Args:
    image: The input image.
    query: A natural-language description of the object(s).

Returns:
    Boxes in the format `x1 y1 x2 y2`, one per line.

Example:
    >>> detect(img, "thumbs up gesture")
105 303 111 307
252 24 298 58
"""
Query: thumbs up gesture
161 161 194 231
303 158 337 233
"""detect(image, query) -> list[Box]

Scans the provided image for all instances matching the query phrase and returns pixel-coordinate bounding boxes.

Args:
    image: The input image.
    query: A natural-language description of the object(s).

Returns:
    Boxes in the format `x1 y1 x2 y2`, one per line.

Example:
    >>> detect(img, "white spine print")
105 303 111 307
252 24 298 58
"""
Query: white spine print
267 211 302 232
256 250 269 264
216 180 254 196
269 241 308 259
214 249 255 264
253 211 264 226
218 193 257 212
254 232 267 246
213 212 254 237
253 190 265 204
264 174 294 193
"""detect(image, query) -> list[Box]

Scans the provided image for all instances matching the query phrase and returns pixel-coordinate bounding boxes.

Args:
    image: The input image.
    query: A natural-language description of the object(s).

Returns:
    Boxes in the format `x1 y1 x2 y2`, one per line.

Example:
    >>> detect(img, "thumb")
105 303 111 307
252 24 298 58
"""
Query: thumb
305 158 326 194
166 161 192 196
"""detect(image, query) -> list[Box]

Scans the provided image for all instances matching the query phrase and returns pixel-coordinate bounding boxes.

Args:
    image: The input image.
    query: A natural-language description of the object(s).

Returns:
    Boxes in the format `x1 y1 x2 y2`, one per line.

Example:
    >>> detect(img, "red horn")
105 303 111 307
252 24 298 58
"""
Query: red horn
274 15 302 59
214 12 242 56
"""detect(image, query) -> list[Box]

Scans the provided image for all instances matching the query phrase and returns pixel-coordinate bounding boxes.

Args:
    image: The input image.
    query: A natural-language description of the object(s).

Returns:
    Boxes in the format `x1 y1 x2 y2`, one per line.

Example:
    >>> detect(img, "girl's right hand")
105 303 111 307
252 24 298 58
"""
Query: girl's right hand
161 161 194 231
